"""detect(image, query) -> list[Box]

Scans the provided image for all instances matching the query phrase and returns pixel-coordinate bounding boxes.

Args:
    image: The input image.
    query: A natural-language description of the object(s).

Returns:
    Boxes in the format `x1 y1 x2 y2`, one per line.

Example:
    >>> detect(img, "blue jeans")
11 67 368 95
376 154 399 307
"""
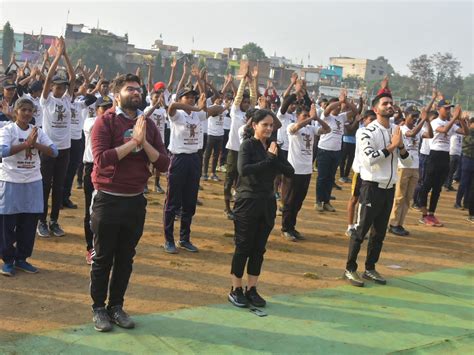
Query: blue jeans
316 149 341 203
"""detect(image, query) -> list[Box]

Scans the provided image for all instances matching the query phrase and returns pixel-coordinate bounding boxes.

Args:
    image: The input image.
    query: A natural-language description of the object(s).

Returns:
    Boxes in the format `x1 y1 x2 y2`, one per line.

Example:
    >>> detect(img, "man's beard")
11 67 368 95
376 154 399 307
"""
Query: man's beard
120 95 141 111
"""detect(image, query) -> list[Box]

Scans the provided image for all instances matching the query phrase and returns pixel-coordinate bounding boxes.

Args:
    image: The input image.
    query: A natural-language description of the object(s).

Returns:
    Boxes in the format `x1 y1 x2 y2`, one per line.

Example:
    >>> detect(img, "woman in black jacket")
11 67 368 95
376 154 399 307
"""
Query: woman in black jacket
228 109 294 308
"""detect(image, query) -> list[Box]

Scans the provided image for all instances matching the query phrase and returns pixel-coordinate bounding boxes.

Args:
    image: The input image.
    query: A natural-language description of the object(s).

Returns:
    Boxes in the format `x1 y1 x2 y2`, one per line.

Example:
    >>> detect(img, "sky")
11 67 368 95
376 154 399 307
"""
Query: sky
1 0 473 76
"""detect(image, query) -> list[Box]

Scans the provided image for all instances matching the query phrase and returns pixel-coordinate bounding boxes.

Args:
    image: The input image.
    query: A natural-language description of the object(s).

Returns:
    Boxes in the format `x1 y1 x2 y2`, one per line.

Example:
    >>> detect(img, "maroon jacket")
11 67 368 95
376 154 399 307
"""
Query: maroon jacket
91 107 170 194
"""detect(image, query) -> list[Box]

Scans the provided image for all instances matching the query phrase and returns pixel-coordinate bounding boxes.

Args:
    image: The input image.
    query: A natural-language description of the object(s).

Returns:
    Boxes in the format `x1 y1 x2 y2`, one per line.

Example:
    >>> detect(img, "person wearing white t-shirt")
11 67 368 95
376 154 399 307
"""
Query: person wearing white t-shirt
316 91 358 212
37 37 76 238
164 87 225 254
389 108 433 236
62 82 98 209
418 101 468 227
0 98 58 276
281 105 330 241
218 96 233 171
223 71 257 220
82 97 113 265
444 130 463 190
274 95 297 202
413 110 438 208
203 96 229 181
144 90 167 193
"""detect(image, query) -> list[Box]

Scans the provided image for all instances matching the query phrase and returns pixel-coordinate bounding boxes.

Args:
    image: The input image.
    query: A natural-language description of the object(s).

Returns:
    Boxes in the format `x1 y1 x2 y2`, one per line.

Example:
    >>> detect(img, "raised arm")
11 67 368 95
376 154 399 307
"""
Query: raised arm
176 60 189 93
249 66 258 108
283 73 297 99
167 58 177 92
62 41 76 97
42 39 63 100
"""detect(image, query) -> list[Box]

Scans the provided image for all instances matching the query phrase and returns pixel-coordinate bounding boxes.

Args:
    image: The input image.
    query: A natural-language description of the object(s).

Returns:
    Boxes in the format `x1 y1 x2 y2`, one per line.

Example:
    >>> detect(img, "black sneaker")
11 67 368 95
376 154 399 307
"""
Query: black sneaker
333 183 342 191
107 305 135 329
154 184 165 194
178 240 199 252
63 199 77 209
37 221 50 238
453 203 463 209
293 230 306 240
92 307 113 332
49 221 66 237
389 225 408 236
343 269 364 287
245 286 266 307
363 269 387 285
228 287 248 308
398 226 410 236
445 185 456 192
281 231 297 242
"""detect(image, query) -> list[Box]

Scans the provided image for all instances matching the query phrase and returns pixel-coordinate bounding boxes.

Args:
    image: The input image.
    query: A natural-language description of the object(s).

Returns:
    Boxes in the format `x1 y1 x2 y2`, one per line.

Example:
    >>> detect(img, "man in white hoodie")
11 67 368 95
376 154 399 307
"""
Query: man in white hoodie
344 92 411 287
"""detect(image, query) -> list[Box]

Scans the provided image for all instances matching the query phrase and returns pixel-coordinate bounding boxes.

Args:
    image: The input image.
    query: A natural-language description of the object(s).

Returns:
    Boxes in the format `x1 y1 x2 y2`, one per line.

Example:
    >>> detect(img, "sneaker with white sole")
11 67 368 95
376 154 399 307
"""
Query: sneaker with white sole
343 269 364 287
37 221 50 238
228 287 248 308
363 269 387 285
49 221 66 237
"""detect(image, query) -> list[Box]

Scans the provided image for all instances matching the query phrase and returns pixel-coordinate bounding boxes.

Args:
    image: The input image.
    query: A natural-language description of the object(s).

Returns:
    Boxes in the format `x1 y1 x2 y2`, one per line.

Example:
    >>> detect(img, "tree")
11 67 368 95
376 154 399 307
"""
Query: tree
408 52 463 99
408 54 434 95
343 74 365 89
153 52 163 82
2 22 14 67
68 35 124 78
241 42 266 61
388 74 422 99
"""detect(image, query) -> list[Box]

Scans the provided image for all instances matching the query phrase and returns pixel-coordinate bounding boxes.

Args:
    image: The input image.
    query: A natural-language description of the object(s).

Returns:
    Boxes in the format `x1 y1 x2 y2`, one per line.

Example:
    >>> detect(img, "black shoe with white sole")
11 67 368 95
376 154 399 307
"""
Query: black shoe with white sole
92 307 113 332
363 269 387 285
228 287 249 308
343 269 364 287
107 305 135 329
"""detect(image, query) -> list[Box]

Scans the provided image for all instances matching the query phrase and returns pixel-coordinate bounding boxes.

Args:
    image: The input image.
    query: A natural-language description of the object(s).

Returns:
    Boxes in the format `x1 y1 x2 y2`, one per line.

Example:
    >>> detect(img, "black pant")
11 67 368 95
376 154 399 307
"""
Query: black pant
76 132 86 185
231 197 276 278
224 150 239 201
419 150 450 213
63 139 83 203
274 150 288 199
83 163 94 251
41 149 70 222
163 153 200 243
340 142 356 178
90 191 147 309
346 181 394 271
444 154 460 187
281 174 311 232
165 127 171 151
1 213 39 264
219 129 230 167
203 135 223 176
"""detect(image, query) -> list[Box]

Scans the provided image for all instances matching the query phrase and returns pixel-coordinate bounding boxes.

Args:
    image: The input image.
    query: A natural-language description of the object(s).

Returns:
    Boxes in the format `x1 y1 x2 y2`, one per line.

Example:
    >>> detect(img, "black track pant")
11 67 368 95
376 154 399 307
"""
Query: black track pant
281 174 311 232
231 197 276 278
203 135 223 176
418 150 450 213
346 181 394 272
340 142 356 178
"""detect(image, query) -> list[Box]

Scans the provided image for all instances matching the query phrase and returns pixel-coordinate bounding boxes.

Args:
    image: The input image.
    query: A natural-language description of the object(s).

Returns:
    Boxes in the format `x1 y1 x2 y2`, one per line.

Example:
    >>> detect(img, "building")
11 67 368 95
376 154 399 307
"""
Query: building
329 56 391 83
65 23 129 65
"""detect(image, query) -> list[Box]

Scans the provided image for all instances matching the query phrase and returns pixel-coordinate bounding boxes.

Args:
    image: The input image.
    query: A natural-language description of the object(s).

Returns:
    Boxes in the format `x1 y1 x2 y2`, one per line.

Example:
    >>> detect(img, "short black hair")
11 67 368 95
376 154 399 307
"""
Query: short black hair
328 97 339 104
112 74 141 94
363 109 376 118
371 93 392 107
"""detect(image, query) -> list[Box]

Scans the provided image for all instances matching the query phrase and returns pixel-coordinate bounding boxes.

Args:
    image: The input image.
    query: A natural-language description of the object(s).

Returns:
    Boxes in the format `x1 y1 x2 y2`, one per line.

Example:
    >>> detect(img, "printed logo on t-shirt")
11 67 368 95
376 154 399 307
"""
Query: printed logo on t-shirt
123 129 143 153
17 138 37 168
334 119 343 134
88 106 95 118
71 107 79 125
187 123 198 138
301 133 313 153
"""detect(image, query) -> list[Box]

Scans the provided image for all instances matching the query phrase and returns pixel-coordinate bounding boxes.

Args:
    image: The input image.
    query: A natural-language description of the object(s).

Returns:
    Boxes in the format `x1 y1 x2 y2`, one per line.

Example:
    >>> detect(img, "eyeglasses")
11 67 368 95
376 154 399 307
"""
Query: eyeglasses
125 86 143 94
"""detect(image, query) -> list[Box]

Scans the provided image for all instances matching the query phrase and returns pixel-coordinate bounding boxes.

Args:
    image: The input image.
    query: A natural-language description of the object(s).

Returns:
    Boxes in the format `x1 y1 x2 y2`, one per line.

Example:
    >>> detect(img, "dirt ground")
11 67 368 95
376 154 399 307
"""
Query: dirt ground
0 171 472 342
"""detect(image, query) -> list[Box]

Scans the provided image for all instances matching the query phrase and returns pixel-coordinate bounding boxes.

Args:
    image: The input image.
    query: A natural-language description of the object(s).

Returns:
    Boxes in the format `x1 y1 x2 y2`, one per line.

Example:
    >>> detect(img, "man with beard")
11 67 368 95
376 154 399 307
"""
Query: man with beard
89 74 169 332
344 92 411 287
